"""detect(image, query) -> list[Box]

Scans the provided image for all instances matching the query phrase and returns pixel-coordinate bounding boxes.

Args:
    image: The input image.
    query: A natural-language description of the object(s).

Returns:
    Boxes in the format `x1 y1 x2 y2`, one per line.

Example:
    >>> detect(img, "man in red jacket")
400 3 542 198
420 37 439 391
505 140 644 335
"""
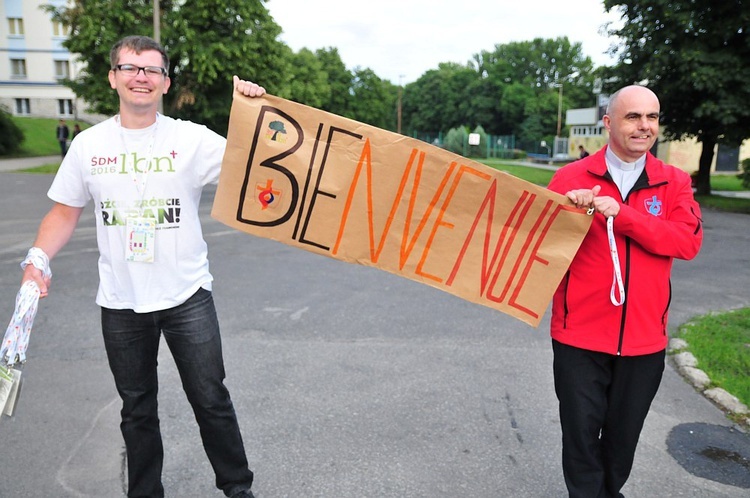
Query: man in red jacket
547 85 703 497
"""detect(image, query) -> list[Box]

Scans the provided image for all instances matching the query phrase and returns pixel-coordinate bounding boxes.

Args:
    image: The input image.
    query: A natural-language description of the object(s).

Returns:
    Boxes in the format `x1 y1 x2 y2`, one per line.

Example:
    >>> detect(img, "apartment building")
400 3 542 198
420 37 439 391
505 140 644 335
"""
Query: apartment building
0 0 100 122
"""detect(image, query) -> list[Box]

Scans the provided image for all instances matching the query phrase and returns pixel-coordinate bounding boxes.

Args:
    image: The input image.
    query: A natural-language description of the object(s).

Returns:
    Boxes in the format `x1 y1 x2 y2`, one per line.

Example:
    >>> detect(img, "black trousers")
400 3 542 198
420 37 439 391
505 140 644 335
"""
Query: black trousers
552 340 665 498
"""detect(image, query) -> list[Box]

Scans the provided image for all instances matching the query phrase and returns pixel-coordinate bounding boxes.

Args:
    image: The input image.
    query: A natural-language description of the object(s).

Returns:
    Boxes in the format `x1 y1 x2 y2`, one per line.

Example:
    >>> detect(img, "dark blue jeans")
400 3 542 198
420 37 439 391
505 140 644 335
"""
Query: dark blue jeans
101 288 253 498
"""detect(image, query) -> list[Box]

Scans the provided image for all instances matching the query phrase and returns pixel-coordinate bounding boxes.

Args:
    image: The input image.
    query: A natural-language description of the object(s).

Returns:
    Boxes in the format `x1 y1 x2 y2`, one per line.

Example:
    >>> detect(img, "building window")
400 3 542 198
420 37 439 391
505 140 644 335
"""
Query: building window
52 21 69 37
11 59 27 78
54 60 70 79
58 99 73 116
15 98 30 115
8 18 24 36
571 126 604 137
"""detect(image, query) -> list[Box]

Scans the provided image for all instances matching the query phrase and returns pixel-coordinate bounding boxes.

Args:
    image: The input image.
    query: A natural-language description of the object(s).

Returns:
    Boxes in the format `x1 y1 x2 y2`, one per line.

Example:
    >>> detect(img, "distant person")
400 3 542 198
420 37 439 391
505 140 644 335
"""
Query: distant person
56 119 69 157
547 85 703 497
21 35 265 498
578 145 590 158
71 123 81 140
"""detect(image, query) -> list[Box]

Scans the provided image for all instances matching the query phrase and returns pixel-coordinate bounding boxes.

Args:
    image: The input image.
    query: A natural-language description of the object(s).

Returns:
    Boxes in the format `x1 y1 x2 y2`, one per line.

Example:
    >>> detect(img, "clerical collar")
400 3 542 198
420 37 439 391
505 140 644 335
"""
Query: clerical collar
605 147 646 172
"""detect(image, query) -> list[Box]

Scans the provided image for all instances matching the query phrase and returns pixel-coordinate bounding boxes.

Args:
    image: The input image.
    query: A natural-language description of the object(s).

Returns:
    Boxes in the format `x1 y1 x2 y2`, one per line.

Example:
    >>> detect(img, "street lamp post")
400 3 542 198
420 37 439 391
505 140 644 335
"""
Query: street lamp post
556 82 563 138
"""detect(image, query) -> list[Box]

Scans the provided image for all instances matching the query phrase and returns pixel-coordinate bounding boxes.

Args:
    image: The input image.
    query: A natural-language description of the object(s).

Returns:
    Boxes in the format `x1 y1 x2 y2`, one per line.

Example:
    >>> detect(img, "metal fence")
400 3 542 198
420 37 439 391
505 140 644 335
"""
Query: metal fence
409 132 522 159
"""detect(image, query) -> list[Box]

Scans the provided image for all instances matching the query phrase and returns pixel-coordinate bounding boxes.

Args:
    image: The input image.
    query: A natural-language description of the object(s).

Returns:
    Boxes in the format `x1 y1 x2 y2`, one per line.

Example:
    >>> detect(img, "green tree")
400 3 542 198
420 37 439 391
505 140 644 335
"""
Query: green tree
0 107 24 155
401 37 596 146
286 48 331 109
315 47 354 117
402 70 447 134
603 0 750 194
518 114 548 154
402 63 475 134
44 0 290 135
348 68 397 130
518 90 560 152
463 76 502 134
476 37 593 89
497 83 535 133
476 37 596 138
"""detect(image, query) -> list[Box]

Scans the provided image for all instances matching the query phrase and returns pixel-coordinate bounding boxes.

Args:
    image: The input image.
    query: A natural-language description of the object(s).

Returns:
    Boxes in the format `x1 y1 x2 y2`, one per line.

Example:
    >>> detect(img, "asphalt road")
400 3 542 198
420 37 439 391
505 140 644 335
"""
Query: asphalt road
0 172 748 497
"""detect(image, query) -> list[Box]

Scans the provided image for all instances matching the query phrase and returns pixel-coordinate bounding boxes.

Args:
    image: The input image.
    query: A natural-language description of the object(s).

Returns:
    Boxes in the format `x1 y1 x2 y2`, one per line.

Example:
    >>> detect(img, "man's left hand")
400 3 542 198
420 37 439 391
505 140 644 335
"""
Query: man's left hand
233 76 266 97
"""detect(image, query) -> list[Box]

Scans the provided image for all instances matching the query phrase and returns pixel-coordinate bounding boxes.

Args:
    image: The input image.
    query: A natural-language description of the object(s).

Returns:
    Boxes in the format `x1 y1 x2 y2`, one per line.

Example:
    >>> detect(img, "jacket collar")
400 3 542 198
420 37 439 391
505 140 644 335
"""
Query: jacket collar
586 145 668 189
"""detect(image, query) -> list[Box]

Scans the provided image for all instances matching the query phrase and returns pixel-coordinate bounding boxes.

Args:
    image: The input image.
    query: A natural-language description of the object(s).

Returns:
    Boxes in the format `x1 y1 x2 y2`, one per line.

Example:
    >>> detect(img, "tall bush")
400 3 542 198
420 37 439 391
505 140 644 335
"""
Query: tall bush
0 107 24 155
468 125 489 158
444 126 468 155
741 158 750 189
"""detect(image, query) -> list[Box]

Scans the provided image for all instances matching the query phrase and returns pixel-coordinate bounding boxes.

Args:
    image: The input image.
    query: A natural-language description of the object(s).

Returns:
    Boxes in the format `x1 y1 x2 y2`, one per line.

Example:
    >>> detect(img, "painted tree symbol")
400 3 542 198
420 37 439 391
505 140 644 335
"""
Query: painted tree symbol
269 120 287 141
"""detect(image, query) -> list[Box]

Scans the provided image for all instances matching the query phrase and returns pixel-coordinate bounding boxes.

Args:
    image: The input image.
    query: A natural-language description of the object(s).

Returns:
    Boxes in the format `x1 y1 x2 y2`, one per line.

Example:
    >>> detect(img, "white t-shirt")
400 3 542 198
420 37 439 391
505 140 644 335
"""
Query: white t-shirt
48 114 227 312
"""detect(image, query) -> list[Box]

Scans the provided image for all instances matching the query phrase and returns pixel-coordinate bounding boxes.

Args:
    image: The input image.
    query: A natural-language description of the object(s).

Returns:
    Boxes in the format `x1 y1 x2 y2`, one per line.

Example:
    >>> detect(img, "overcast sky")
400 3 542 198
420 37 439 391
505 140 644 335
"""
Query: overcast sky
267 0 623 85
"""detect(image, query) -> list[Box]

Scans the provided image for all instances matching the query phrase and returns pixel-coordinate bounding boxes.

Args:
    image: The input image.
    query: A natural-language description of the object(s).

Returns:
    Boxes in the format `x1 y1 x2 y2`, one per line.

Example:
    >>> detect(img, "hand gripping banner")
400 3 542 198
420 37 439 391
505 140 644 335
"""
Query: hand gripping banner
212 93 592 327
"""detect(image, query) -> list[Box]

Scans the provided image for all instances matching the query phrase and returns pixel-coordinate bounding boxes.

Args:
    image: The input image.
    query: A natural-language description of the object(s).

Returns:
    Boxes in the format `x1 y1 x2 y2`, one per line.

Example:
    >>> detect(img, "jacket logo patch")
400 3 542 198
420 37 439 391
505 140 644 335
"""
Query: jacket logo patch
645 195 663 216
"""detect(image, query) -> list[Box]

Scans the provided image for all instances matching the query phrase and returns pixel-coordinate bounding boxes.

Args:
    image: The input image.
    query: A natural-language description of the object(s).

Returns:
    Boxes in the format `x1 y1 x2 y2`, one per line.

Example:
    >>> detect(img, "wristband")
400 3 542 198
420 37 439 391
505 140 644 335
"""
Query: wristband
20 247 52 279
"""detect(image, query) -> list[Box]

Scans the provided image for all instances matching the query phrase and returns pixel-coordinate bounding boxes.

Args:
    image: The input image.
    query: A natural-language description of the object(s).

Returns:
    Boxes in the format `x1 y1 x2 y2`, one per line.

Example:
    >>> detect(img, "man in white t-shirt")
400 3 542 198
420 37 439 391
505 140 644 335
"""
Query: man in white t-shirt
21 35 265 498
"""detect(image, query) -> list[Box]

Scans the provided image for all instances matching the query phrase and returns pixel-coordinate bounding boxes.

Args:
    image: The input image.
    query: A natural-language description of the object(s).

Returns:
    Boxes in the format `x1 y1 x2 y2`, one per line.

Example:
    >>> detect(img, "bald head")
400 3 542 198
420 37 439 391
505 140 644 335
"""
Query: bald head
603 85 660 162
606 85 660 116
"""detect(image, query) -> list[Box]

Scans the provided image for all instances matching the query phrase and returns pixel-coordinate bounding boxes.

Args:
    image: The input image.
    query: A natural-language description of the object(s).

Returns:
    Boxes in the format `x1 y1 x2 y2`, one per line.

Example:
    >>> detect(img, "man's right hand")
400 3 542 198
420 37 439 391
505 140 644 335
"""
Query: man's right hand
566 185 602 209
22 262 51 298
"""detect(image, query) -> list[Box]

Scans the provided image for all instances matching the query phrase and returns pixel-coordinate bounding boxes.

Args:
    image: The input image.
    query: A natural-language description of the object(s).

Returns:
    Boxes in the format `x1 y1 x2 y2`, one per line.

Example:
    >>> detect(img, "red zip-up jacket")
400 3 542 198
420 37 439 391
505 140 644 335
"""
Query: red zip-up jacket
547 147 703 356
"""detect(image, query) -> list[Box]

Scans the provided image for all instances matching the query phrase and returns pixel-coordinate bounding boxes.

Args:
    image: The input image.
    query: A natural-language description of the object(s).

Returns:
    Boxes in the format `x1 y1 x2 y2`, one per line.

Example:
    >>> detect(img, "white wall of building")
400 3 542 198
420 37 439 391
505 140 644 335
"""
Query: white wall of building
0 0 101 122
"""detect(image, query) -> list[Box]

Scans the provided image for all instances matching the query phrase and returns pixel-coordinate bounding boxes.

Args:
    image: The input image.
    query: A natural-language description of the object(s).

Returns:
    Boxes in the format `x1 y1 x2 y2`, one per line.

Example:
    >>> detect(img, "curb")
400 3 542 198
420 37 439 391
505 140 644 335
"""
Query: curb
0 155 61 173
668 337 750 429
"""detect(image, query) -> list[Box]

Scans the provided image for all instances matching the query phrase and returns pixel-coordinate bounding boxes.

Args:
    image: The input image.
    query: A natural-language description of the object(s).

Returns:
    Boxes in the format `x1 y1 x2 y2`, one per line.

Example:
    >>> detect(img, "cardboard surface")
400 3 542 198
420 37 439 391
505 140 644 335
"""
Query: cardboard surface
212 93 592 327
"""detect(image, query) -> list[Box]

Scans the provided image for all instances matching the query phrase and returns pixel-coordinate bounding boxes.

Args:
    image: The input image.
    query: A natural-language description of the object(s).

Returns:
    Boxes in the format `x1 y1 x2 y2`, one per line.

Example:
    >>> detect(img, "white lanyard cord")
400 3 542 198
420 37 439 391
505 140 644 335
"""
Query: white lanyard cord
2 280 41 366
4 248 51 366
118 114 159 212
607 216 625 306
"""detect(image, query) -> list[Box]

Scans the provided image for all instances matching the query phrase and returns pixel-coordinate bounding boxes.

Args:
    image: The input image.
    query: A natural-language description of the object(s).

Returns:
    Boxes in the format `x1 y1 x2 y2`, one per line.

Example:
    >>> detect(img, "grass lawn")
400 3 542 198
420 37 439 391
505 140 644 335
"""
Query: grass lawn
9 116 89 158
16 163 61 174
481 158 556 186
711 174 746 191
694 194 750 214
677 308 750 421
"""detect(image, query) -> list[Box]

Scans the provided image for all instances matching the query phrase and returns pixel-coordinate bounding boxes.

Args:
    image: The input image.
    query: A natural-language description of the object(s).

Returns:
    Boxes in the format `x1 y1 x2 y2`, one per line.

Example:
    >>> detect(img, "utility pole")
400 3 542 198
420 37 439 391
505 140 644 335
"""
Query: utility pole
397 74 404 135
154 1 163 114
153 1 160 43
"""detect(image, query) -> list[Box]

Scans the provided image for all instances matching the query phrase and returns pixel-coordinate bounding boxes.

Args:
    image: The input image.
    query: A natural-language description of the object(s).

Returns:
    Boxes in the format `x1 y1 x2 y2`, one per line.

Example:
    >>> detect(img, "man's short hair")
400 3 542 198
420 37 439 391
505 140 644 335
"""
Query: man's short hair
110 35 169 73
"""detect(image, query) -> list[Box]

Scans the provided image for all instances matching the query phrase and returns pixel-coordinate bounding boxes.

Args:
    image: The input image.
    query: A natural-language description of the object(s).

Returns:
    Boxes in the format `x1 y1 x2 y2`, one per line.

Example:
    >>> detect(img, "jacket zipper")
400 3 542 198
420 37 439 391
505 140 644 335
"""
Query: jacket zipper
613 176 664 355
616 237 631 355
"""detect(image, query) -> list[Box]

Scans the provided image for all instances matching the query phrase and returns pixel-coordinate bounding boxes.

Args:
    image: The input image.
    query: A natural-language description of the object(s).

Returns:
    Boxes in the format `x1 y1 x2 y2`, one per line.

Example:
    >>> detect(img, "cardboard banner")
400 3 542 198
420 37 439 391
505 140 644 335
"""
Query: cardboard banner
212 93 592 327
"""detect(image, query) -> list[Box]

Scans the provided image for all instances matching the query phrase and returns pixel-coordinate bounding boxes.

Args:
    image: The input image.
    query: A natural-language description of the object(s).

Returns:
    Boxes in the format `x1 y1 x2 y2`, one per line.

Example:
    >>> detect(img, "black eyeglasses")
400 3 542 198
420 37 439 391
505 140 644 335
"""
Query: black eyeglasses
114 64 167 77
